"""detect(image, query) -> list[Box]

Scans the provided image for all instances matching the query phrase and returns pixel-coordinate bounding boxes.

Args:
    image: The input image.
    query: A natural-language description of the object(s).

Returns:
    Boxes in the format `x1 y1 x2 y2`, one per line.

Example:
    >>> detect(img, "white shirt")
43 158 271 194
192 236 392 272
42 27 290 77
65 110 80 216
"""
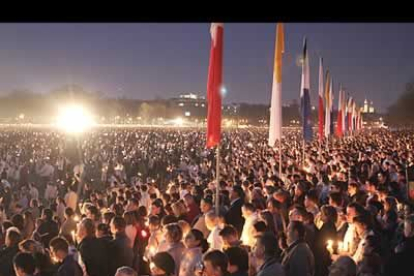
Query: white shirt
29 187 39 201
207 225 223 251
352 230 374 264
65 191 78 211
241 212 259 248
343 223 359 255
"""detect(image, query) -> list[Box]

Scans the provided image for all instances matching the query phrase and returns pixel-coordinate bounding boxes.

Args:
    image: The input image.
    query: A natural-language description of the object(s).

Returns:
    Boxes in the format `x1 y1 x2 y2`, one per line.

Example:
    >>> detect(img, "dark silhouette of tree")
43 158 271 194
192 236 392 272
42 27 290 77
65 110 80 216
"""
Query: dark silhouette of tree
387 80 414 126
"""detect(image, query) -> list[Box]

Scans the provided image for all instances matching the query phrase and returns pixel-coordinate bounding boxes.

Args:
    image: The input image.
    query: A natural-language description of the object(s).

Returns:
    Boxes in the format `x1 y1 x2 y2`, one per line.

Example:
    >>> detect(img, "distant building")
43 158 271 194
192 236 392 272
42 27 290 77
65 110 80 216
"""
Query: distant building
363 99 375 114
369 101 375 113
169 93 207 118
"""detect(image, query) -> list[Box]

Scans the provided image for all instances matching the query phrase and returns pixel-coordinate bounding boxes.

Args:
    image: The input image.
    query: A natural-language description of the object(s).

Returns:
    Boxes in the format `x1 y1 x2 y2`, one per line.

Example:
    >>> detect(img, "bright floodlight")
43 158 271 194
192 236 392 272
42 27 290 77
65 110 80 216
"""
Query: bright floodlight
173 117 184 126
220 85 228 98
56 104 95 134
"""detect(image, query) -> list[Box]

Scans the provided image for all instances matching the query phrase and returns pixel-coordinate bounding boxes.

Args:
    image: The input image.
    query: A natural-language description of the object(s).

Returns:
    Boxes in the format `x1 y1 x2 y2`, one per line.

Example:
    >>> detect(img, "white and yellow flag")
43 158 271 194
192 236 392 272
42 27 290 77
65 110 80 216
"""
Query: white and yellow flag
268 23 284 146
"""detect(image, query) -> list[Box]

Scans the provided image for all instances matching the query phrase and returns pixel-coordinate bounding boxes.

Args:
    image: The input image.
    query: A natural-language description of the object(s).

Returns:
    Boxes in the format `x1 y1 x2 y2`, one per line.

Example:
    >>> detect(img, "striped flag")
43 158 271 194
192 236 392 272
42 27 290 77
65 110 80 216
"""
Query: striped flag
318 57 324 142
344 93 349 133
300 38 312 142
336 85 343 138
324 71 331 138
347 97 353 134
329 78 334 135
341 91 346 134
206 23 223 148
268 23 284 147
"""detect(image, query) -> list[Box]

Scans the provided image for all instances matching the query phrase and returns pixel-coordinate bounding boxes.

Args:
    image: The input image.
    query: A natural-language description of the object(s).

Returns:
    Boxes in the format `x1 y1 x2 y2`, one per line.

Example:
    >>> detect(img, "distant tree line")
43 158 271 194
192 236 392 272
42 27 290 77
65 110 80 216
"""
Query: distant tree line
387 80 414 127
0 85 318 125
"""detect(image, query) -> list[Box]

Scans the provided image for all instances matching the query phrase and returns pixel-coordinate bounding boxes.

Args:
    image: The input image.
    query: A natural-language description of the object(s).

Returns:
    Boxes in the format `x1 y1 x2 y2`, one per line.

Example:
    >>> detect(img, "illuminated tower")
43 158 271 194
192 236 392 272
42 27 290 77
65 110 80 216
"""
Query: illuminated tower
363 99 369 113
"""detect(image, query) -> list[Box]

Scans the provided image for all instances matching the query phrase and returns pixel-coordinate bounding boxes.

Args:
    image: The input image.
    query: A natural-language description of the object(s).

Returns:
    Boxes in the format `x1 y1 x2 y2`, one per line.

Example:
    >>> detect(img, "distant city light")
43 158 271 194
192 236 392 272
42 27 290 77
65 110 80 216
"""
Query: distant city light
56 104 95 134
185 111 191 117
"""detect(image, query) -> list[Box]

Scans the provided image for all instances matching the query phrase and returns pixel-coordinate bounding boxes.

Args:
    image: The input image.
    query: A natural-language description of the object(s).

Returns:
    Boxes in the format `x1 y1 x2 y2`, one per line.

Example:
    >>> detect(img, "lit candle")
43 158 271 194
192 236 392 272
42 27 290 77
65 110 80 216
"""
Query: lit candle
74 215 80 222
338 241 344 253
326 240 334 255
344 241 349 253
141 229 148 238
71 231 76 243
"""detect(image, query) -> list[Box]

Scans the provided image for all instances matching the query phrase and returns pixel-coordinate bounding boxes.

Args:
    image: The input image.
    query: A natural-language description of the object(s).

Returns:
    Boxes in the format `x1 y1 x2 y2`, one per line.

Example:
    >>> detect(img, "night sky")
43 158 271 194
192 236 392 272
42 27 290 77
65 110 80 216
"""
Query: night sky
0 23 413 112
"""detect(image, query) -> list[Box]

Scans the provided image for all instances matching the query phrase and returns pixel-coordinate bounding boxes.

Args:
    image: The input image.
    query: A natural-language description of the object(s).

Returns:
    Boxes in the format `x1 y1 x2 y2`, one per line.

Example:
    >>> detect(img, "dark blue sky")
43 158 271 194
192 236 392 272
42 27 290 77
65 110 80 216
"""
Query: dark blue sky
0 23 413 112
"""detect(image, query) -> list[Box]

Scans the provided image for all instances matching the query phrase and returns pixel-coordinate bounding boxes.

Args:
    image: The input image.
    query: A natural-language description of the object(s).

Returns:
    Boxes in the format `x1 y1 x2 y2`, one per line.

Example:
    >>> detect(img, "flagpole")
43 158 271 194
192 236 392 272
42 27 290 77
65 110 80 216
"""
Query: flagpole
302 139 305 168
216 145 220 215
279 139 282 179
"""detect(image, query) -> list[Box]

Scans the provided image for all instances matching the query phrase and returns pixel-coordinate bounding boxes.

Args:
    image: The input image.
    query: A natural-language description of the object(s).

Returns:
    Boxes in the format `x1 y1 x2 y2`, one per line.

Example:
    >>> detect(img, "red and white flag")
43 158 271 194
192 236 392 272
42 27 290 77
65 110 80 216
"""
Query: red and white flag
206 23 224 148
336 86 343 138
318 57 324 142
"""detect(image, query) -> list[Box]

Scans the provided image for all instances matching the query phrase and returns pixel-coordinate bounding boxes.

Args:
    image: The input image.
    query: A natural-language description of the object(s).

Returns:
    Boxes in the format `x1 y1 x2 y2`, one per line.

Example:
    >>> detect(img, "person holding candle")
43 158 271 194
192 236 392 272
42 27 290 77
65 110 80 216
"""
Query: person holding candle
356 235 382 276
314 205 337 276
352 215 376 264
193 198 213 238
77 218 110 276
240 203 259 248
109 216 134 276
342 203 365 256
49 237 83 276
161 222 185 276
179 229 208 276
252 232 284 276
59 207 77 239
281 221 314 276
205 211 224 251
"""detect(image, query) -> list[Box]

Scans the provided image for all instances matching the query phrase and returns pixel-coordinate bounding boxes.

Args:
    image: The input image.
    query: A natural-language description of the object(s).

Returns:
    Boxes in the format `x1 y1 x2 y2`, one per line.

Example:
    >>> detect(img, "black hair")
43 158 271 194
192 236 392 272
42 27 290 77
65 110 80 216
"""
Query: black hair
289 221 306 240
242 203 256 212
256 232 280 257
231 185 245 200
224 246 249 272
203 250 229 274
328 192 343 206
253 221 267 233
49 237 69 253
111 216 126 230
189 229 209 253
161 215 178 226
219 225 238 239
64 207 74 217
13 252 36 274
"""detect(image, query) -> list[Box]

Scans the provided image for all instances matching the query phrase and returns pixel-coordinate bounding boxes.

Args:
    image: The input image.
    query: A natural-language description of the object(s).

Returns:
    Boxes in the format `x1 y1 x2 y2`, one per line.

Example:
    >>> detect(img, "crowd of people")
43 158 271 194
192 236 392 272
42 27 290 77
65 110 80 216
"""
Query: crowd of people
0 126 413 276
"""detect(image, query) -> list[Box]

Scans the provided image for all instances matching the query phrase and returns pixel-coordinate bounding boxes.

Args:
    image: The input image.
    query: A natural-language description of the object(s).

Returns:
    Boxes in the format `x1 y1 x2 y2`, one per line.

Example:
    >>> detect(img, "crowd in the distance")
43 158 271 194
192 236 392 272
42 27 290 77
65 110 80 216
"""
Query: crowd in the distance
0 127 413 276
